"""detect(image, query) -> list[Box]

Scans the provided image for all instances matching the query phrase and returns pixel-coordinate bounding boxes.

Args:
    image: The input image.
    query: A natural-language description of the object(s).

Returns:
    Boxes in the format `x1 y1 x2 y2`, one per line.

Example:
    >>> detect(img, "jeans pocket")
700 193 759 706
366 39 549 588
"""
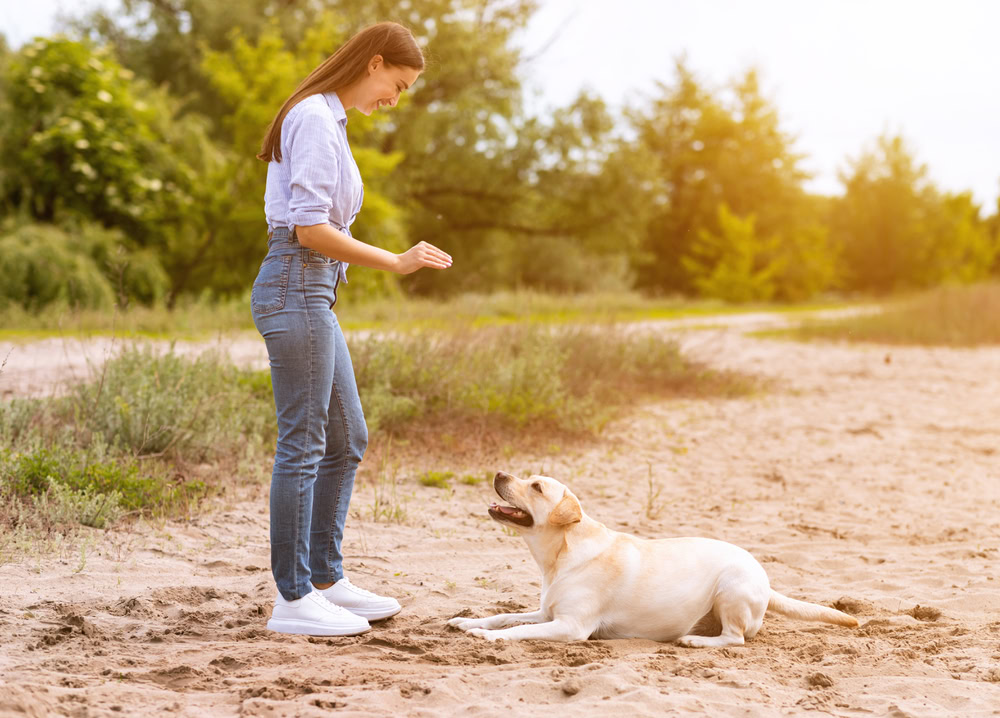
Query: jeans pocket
305 249 335 266
252 255 292 316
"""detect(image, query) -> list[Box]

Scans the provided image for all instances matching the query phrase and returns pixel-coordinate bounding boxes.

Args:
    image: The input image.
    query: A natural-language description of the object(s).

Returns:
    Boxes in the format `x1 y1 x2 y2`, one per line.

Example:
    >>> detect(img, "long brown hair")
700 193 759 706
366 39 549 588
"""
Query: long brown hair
257 21 424 163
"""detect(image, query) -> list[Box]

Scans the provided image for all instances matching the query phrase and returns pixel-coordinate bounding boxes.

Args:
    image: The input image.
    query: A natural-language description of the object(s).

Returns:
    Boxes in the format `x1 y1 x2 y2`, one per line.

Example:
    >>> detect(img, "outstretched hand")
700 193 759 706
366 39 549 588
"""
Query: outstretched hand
395 241 452 274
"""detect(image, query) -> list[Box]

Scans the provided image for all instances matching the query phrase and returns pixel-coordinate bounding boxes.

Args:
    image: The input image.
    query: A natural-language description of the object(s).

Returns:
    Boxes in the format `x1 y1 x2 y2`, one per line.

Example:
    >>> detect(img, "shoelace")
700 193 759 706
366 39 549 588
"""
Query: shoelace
339 578 377 598
310 591 355 614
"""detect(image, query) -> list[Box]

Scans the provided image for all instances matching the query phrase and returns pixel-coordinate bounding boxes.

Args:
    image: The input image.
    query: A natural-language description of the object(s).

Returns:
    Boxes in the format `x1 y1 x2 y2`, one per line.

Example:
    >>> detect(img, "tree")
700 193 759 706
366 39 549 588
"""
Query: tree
629 61 814 295
834 134 995 291
0 36 221 304
682 204 781 302
989 193 1000 275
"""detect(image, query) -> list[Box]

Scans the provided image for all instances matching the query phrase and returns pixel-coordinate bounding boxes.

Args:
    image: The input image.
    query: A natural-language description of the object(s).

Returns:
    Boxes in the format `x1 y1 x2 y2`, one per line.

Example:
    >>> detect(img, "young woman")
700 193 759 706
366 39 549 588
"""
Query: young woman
253 21 451 637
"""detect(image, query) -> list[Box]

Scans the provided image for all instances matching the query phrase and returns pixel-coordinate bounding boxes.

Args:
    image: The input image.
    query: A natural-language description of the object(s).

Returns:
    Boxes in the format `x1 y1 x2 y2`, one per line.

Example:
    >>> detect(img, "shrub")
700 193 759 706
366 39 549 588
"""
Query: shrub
0 224 115 311
352 322 757 436
70 345 274 460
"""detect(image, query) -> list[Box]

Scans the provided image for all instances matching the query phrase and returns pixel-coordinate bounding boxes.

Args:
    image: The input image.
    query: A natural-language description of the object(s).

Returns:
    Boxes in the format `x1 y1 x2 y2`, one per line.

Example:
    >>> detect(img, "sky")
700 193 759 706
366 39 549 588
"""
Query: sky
3 0 999 208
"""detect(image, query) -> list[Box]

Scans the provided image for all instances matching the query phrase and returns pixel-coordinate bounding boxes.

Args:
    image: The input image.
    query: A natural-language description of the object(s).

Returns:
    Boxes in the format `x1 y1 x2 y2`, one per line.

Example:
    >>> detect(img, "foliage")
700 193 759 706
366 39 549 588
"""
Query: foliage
69 346 274 461
682 204 782 302
0 223 115 311
418 470 453 489
68 0 656 298
0 3 992 306
351 323 758 435
833 134 996 292
0 36 222 278
629 62 817 294
683 204 839 303
0 221 171 311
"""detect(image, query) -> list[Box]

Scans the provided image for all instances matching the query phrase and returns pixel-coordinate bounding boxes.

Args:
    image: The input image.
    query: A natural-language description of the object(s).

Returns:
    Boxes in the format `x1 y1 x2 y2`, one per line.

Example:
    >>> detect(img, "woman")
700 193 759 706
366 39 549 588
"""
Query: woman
252 21 451 637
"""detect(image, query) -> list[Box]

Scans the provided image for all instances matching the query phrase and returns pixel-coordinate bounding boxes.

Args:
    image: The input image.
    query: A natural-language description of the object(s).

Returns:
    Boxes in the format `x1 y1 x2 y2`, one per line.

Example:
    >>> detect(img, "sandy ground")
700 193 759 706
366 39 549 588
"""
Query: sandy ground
2 319 1000 717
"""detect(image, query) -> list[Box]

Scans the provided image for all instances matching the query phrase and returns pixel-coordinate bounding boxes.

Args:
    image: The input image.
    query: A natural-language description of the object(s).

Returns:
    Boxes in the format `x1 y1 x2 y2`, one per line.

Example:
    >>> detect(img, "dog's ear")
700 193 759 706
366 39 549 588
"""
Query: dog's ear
548 492 582 526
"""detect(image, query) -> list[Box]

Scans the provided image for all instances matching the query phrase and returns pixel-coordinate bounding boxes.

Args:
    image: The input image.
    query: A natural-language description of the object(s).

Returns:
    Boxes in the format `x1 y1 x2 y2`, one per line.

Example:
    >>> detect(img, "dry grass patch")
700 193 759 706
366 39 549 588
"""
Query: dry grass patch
779 283 1000 346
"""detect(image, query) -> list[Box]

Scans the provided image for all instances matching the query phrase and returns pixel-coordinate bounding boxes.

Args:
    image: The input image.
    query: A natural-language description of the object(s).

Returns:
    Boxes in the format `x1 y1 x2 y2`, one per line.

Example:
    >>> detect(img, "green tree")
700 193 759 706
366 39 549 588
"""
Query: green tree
834 134 995 291
988 194 1000 274
0 37 221 305
629 61 814 294
682 204 782 302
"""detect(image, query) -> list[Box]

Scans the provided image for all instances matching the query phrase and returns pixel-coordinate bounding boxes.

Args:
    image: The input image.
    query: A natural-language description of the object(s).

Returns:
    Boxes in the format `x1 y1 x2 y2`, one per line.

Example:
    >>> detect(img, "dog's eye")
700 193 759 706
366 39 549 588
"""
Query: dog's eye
532 482 543 493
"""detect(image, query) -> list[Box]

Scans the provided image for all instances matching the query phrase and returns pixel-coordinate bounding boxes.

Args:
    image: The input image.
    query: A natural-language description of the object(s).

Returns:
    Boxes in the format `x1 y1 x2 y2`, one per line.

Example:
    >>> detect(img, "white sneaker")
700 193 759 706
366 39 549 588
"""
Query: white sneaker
317 576 402 621
266 590 371 636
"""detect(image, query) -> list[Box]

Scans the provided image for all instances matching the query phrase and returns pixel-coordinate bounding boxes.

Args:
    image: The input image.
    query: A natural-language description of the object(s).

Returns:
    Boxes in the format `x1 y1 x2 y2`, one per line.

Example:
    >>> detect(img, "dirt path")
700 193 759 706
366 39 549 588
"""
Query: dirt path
2 324 1000 717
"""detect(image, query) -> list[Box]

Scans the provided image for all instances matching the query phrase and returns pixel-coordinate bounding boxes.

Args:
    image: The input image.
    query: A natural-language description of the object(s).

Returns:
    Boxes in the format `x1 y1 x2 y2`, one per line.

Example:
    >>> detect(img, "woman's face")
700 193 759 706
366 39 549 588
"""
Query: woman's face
355 55 421 116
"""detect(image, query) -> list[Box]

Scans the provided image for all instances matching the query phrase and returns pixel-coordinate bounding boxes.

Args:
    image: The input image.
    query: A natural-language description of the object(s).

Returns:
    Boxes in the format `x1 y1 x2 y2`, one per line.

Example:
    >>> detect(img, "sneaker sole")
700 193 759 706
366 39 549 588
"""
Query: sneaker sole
343 604 402 621
266 618 371 637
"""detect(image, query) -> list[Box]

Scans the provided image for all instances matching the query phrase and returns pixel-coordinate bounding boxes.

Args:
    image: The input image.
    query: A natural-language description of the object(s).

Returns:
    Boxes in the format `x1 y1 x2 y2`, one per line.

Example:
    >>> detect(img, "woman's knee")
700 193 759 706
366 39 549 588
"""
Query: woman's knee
350 418 369 462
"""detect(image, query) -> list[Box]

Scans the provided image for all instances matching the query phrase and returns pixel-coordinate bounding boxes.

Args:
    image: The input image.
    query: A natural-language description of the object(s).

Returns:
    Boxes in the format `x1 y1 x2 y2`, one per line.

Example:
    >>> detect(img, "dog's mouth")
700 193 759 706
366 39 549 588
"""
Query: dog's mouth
488 502 534 527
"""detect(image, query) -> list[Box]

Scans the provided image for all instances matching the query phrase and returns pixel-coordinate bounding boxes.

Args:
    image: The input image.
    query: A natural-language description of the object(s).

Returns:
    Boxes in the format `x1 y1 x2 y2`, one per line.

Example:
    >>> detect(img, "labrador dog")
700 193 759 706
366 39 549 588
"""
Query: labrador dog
448 472 858 647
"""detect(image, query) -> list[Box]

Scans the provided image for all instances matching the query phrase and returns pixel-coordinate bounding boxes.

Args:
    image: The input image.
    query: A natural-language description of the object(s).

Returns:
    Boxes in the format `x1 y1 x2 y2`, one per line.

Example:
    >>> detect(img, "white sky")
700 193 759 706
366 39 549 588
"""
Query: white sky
4 0 999 209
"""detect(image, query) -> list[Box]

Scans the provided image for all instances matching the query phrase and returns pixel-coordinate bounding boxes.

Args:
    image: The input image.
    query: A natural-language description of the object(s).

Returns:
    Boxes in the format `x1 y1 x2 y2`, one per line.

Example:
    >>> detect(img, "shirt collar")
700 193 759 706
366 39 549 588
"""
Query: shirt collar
322 91 348 126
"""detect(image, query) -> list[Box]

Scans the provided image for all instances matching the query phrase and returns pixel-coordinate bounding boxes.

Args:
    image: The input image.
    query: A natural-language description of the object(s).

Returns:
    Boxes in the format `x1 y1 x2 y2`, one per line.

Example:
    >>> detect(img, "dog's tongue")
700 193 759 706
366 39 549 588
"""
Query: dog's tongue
490 502 521 515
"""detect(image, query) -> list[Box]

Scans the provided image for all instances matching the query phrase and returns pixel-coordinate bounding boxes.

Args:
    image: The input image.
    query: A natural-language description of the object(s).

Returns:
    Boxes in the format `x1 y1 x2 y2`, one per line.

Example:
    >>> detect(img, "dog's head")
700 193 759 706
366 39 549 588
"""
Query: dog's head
488 471 582 533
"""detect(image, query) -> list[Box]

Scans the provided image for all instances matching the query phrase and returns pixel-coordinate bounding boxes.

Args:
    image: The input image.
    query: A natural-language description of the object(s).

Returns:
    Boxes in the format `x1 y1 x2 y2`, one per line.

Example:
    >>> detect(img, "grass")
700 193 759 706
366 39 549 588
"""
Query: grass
353 322 759 439
770 283 1000 347
0 289 854 341
418 470 454 489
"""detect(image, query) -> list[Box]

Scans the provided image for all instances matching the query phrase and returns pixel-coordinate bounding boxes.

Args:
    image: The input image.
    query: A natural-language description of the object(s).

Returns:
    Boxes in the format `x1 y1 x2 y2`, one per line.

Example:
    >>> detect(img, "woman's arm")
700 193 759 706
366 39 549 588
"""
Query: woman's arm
296 223 452 274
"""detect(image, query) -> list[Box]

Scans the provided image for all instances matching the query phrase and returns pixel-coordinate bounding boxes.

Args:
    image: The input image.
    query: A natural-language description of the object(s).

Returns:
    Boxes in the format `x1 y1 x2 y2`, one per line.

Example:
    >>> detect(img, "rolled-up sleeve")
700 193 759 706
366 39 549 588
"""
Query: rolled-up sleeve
285 105 341 228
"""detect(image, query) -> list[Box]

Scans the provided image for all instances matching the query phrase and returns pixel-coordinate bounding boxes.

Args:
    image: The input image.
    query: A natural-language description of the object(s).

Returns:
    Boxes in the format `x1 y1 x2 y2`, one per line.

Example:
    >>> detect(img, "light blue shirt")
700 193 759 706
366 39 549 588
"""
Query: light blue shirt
264 91 363 283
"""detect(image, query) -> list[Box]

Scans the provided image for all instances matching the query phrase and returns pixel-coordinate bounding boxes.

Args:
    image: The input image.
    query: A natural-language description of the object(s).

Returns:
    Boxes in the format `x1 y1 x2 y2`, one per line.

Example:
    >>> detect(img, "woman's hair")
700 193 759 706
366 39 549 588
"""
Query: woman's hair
257 21 424 162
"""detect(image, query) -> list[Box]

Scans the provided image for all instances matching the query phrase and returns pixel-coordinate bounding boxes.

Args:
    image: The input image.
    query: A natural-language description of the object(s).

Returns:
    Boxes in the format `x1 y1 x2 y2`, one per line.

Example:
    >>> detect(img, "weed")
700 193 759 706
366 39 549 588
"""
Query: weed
418 470 453 489
645 463 664 520
366 438 408 524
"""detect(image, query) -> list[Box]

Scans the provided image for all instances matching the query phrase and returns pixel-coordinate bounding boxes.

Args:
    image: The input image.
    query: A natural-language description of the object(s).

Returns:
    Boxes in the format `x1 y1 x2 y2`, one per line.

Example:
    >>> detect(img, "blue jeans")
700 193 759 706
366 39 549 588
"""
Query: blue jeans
251 228 368 601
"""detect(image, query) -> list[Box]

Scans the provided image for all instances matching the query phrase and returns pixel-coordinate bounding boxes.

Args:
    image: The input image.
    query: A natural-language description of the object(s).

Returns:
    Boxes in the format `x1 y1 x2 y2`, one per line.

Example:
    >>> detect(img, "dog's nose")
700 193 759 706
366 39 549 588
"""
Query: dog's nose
494 471 514 485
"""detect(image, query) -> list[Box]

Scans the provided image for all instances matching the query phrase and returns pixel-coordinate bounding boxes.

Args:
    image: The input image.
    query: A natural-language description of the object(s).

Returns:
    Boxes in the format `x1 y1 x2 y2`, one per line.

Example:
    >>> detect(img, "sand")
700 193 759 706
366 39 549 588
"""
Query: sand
1 318 999 717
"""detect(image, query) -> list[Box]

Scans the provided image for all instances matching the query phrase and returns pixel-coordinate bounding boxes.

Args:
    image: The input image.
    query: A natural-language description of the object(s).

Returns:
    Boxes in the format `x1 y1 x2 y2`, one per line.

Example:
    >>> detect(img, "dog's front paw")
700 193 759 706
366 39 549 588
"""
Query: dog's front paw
447 617 473 631
466 627 502 642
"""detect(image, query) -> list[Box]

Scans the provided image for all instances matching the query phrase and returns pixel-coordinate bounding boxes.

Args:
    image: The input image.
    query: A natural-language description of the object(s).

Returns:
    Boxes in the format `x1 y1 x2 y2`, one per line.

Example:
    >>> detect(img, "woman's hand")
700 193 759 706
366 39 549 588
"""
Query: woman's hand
394 241 452 274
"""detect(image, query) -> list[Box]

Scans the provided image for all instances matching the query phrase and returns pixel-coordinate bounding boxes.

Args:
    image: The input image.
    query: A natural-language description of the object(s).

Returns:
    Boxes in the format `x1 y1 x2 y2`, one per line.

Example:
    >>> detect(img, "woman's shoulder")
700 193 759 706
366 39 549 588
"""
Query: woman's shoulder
286 94 330 124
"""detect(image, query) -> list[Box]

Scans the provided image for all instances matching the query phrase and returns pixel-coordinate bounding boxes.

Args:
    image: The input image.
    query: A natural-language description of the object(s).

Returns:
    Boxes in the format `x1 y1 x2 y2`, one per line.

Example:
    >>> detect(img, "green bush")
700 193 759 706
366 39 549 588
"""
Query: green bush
0 224 115 310
79 223 171 305
0 444 202 516
0 222 174 311
31 481 124 529
352 323 756 435
70 345 274 460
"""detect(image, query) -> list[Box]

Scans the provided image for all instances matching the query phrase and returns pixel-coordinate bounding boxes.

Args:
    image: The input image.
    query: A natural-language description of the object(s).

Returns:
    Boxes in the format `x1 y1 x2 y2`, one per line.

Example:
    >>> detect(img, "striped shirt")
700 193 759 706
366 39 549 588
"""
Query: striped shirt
264 91 363 283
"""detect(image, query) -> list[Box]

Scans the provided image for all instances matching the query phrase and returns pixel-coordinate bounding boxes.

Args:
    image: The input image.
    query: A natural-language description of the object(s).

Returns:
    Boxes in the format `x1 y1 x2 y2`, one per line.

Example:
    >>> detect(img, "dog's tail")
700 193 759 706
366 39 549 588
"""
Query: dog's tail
767 590 859 627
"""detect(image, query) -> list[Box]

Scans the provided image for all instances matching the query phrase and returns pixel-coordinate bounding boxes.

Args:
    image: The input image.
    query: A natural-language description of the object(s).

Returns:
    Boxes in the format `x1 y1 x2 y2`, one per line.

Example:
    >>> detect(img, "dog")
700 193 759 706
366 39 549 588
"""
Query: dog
448 472 858 647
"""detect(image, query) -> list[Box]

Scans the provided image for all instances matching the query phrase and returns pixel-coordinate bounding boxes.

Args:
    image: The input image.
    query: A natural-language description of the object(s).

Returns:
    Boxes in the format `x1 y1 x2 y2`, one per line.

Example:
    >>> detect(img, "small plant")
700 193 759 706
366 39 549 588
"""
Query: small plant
645 463 664 520
367 439 408 524
418 470 454 489
459 473 486 486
